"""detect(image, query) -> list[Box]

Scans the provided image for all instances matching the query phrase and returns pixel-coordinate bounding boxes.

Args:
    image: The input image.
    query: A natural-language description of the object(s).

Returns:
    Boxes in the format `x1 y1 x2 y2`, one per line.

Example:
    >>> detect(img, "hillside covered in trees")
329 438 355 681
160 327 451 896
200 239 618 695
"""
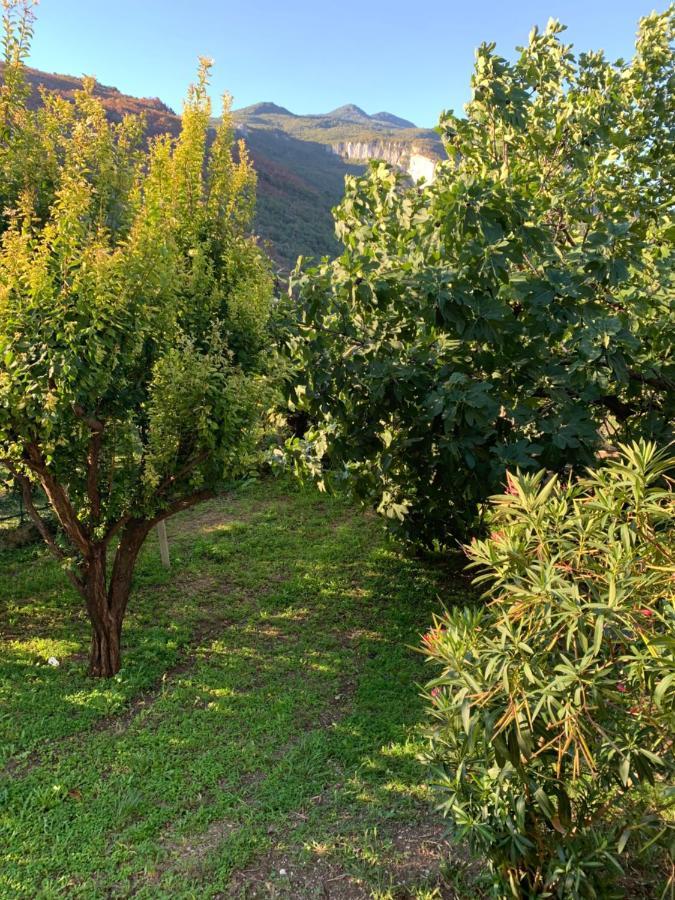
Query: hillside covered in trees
2 63 444 269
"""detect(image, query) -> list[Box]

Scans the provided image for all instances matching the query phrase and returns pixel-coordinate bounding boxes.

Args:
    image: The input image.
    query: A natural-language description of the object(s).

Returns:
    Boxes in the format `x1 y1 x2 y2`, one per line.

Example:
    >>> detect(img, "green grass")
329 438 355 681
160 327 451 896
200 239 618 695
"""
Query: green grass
0 478 479 898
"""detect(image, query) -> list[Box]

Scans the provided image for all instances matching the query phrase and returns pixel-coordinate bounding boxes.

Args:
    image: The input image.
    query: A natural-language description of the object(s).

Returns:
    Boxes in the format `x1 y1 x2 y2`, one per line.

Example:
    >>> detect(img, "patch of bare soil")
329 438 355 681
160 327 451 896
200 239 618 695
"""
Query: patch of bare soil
148 817 240 887
293 677 357 735
384 823 477 891
227 851 369 899
222 823 472 900
227 820 477 899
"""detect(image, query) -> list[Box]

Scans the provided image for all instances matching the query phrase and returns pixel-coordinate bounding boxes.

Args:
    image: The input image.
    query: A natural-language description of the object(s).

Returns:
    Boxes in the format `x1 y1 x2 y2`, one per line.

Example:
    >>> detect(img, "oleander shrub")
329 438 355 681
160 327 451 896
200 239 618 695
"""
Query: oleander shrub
421 441 675 898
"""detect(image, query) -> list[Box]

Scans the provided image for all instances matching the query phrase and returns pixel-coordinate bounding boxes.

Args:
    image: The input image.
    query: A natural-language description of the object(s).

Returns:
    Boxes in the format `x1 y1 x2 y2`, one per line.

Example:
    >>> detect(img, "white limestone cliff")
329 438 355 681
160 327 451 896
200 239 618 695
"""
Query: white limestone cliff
408 152 436 184
328 140 439 183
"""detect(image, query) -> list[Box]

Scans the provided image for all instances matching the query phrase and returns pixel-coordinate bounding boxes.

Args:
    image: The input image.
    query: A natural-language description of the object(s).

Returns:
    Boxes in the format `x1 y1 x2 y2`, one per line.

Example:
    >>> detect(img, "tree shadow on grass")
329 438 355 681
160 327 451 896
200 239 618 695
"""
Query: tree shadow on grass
0 482 476 897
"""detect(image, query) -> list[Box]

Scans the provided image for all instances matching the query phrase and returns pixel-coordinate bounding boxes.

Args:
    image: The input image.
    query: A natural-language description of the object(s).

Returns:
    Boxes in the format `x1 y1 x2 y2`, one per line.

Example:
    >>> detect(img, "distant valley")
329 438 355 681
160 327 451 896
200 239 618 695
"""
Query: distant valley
3 64 445 269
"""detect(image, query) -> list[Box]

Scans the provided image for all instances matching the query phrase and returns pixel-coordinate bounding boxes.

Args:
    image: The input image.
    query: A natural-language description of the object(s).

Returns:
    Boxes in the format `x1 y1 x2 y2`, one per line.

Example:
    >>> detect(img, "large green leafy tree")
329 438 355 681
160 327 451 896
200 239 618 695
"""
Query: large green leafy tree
0 2 272 676
287 9 675 547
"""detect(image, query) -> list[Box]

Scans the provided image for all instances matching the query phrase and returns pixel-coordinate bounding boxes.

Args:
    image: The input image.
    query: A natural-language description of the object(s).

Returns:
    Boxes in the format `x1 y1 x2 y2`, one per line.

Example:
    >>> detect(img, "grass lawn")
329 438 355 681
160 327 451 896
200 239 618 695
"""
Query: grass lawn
0 477 480 898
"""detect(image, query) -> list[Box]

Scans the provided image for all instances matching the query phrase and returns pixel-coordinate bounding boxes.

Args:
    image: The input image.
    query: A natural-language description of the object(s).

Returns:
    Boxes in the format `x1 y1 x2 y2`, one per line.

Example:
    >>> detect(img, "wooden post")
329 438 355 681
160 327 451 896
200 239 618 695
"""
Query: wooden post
157 520 170 569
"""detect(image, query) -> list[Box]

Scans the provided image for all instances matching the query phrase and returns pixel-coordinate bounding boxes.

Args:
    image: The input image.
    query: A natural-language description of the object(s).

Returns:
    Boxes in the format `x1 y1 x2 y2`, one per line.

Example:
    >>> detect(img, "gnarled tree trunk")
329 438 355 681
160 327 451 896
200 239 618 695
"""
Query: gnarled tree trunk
82 520 152 677
84 547 121 677
10 444 214 678
88 611 122 677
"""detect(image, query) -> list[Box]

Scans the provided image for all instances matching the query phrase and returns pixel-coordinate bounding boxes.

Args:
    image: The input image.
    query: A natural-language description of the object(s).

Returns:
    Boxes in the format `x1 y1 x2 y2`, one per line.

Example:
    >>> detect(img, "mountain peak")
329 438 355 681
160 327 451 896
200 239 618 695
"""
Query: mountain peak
327 103 371 123
241 101 294 117
372 111 416 129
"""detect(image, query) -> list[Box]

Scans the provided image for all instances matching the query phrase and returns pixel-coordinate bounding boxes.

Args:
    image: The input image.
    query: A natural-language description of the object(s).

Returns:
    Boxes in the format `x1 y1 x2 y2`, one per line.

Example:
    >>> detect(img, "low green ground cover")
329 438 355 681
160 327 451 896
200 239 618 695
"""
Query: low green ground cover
0 478 478 898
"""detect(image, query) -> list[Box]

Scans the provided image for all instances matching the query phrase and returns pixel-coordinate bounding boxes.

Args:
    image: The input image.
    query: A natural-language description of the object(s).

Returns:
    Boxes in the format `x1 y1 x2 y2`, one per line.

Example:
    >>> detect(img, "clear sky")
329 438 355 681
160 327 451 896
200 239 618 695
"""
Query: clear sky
26 0 665 128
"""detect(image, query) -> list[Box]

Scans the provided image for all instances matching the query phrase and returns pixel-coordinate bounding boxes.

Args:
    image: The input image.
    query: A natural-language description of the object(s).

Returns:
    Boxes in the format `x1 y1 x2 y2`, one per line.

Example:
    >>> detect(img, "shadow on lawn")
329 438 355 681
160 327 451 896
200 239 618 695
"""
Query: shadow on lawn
0 481 476 898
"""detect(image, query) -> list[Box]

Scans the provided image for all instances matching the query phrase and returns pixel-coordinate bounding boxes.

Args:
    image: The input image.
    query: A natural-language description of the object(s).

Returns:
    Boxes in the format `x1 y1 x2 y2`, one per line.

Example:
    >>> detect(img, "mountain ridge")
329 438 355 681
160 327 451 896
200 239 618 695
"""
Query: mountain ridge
236 102 418 131
231 100 441 151
1 63 443 268
0 62 180 133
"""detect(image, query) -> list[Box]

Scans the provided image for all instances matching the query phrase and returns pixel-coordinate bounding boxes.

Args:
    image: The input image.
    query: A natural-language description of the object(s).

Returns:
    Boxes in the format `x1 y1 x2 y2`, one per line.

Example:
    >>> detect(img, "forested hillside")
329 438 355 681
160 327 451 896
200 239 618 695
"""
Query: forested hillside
3 64 443 269
237 125 365 267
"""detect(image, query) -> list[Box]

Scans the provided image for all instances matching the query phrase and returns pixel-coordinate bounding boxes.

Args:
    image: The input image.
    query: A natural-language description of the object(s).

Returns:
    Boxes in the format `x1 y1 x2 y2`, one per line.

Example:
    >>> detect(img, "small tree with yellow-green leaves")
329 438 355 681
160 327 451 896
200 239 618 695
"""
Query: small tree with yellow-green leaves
0 1 272 676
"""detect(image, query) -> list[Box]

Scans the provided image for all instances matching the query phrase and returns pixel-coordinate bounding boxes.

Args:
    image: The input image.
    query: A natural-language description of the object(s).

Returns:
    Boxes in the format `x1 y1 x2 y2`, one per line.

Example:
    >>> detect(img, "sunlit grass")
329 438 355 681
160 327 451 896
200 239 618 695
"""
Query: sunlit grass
0 477 477 898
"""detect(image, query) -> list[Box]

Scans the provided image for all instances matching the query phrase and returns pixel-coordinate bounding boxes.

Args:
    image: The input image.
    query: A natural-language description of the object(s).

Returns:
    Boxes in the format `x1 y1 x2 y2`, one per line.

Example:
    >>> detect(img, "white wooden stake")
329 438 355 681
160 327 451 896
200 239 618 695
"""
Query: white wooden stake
157 520 170 569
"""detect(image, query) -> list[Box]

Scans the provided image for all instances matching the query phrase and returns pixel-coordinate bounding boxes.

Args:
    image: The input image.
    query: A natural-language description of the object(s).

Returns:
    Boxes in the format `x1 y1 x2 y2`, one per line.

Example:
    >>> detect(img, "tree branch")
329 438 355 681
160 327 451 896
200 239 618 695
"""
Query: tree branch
595 394 636 423
5 465 85 593
100 461 214 548
23 443 91 557
86 430 103 527
106 488 214 621
72 404 105 529
72 404 105 433
155 452 209 496
101 514 130 548
628 370 674 393
150 488 215 526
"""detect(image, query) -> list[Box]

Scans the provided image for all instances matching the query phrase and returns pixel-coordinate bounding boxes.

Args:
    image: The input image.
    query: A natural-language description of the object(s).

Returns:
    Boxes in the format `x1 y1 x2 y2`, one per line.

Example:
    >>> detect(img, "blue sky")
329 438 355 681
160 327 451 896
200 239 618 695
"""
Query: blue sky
26 0 664 128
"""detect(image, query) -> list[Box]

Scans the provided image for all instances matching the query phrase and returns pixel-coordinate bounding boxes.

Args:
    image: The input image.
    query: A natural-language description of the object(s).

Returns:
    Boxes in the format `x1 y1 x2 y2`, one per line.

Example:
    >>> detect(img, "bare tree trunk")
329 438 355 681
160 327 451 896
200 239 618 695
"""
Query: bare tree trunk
84 547 121 677
88 613 122 677
83 522 151 677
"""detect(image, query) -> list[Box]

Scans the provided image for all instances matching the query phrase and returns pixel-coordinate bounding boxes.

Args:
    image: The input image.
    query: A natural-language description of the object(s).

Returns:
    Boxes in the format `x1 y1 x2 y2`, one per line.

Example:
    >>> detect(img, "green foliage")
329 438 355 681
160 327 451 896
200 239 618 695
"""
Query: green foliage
285 9 675 547
0 1 273 674
0 3 271 544
421 441 675 898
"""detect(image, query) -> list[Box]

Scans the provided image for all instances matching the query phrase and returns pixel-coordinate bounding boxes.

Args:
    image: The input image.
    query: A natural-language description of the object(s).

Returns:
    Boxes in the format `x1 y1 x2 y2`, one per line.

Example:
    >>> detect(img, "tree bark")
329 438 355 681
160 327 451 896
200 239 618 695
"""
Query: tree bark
83 523 150 677
80 502 211 677
108 520 153 624
84 547 121 677
88 614 122 678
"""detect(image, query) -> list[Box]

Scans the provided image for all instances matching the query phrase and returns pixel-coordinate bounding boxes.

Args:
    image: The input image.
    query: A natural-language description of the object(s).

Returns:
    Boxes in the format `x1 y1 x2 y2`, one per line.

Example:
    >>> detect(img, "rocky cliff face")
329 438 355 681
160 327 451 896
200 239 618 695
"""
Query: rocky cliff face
232 102 444 187
408 152 437 184
328 140 439 183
